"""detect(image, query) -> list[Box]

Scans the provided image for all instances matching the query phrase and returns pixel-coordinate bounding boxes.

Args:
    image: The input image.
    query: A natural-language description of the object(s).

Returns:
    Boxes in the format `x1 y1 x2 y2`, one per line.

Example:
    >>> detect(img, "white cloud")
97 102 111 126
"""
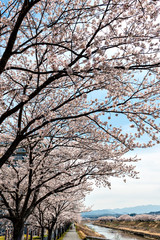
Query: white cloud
85 145 160 210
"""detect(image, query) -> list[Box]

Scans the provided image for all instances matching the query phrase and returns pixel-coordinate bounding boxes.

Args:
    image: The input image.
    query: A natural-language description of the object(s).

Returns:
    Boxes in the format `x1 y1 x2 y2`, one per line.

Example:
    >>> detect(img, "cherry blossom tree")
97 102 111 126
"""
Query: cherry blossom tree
1 1 160 239
0 134 138 240
133 214 156 222
117 214 133 221
98 216 117 222
30 191 84 240
155 215 160 221
0 0 160 168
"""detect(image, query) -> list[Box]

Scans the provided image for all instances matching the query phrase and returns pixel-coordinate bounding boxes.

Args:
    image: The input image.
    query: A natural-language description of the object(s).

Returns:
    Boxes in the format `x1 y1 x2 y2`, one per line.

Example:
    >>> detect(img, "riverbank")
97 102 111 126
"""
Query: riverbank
76 223 105 239
93 220 160 239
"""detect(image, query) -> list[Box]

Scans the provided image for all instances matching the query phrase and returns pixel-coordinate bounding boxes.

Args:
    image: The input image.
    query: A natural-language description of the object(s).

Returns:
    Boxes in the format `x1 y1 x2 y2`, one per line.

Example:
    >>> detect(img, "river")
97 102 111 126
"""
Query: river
86 223 148 240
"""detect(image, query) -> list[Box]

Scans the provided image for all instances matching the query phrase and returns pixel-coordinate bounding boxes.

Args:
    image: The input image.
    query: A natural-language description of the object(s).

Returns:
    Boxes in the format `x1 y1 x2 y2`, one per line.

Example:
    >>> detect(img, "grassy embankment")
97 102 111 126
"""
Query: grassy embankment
0 234 67 240
0 226 70 240
94 220 160 239
0 236 43 240
75 223 105 239
0 233 68 240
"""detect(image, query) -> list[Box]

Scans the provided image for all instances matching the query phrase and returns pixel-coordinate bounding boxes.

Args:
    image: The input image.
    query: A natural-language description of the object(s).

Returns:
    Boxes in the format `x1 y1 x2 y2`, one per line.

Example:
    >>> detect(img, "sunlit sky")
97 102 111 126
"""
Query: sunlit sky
85 76 160 210
84 145 160 210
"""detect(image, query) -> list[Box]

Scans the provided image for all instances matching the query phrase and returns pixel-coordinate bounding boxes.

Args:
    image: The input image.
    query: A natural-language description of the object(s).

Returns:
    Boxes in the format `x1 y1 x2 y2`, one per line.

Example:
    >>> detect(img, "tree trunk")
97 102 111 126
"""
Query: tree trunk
53 230 57 240
57 228 61 239
41 227 44 240
38 228 41 237
12 220 24 240
26 228 29 240
5 229 9 240
47 228 52 240
30 230 33 240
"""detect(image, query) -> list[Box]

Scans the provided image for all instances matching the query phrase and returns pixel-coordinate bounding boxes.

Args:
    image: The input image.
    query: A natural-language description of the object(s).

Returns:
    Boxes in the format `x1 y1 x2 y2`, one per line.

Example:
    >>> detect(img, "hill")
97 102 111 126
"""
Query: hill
82 205 160 218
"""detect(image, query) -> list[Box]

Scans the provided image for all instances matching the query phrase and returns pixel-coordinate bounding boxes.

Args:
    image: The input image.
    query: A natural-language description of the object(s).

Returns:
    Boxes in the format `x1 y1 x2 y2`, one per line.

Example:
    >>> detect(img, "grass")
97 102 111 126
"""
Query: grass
75 223 105 239
0 235 44 240
0 229 66 240
95 220 160 233
93 219 160 238
57 231 67 240
24 235 41 239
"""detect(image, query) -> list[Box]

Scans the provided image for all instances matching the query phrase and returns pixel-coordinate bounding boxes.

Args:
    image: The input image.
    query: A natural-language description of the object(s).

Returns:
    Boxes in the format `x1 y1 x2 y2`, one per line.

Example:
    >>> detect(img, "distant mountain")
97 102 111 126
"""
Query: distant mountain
81 209 119 218
82 205 160 218
113 205 160 214
148 211 160 215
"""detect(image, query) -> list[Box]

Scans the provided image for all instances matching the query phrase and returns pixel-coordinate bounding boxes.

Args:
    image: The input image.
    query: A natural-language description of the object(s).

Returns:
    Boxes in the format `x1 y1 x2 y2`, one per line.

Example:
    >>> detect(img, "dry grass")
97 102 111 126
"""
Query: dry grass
94 220 160 238
0 235 41 240
75 223 105 239
98 220 160 233
77 230 87 239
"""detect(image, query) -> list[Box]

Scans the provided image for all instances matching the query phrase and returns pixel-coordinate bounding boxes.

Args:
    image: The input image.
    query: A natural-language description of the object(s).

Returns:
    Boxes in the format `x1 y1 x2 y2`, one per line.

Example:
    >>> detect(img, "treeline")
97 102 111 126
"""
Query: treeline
98 214 160 222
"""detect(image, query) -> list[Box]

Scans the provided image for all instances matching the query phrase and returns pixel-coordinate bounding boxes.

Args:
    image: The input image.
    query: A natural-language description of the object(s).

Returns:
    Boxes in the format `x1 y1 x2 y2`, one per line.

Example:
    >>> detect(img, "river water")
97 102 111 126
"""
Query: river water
86 223 148 240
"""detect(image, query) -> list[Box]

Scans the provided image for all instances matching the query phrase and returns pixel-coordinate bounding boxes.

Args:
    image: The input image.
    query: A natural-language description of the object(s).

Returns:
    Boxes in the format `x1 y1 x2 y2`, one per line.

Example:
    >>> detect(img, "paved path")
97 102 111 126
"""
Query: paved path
63 224 81 240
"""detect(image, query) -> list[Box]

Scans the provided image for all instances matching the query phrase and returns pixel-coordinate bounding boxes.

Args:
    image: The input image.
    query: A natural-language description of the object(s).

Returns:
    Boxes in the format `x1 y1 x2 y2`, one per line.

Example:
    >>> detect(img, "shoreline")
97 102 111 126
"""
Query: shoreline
93 222 160 239
76 223 105 239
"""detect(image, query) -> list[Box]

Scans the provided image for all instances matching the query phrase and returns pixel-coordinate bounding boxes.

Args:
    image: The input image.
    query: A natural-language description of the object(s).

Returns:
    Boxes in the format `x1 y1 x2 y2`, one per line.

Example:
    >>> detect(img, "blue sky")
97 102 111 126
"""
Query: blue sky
85 144 160 210
85 77 160 210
